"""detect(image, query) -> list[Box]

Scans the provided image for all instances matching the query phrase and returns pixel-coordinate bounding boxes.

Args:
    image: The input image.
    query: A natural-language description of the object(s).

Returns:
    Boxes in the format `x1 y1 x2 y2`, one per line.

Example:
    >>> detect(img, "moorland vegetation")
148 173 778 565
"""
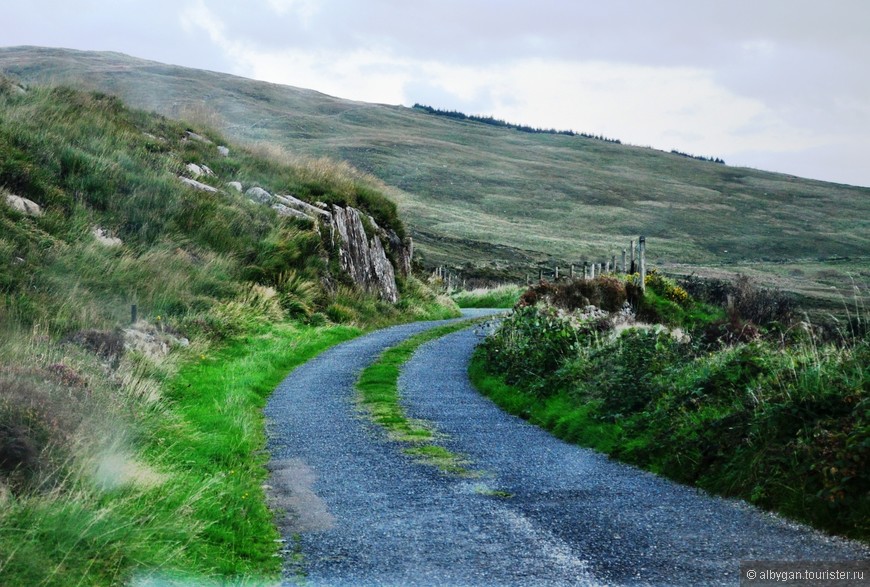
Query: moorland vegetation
473 272 868 542
0 77 455 585
2 47 867 312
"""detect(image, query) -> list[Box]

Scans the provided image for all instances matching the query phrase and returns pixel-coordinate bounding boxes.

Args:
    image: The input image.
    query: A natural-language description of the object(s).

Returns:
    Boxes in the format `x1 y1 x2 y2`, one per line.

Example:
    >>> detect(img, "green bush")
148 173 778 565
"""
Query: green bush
482 305 584 395
582 327 685 415
476 296 870 540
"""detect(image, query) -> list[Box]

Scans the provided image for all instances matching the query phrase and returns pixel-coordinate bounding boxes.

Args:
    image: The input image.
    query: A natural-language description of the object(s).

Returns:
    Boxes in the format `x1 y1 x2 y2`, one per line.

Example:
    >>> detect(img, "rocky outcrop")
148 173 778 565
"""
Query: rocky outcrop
384 228 413 277
330 206 398 303
4 194 42 216
245 187 273 204
185 163 214 178
180 168 409 302
276 194 332 221
178 176 218 193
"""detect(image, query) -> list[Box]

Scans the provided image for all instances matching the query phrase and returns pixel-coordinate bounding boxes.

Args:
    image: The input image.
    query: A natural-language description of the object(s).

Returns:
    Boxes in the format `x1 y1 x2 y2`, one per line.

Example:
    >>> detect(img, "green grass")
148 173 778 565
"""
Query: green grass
452 284 523 308
468 351 623 454
3 46 868 310
356 320 483 476
0 322 362 585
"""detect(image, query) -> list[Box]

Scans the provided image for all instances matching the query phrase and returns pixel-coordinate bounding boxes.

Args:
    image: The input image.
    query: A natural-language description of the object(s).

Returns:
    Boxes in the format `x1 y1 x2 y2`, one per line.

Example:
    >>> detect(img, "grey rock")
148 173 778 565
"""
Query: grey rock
245 187 273 204
184 131 212 144
178 176 218 193
386 229 413 277
4 194 42 216
275 194 331 221
185 163 215 178
217 146 230 157
123 320 188 362
227 181 243 192
331 205 398 303
92 227 122 247
272 204 311 220
185 163 204 177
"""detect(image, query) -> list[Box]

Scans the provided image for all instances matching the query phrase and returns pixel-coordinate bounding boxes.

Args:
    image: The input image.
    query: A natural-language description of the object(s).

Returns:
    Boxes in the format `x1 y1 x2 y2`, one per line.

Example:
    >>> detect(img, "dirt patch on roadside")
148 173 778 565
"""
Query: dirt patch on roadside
267 458 335 533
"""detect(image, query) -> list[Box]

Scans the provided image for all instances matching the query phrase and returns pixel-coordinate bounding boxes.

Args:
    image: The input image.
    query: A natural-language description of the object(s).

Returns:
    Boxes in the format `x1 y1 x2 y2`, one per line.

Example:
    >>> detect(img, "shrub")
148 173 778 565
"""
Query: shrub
583 327 685 415
482 305 583 395
518 276 631 312
678 274 795 328
64 329 125 361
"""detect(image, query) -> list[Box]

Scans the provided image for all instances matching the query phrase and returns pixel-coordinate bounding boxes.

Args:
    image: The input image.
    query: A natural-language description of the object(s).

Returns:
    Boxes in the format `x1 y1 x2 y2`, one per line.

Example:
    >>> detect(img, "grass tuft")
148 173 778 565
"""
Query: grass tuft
356 321 483 476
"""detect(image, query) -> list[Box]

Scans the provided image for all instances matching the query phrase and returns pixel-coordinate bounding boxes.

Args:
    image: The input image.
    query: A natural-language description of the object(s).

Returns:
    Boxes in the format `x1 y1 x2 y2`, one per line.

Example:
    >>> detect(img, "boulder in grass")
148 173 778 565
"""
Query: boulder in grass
217 146 230 157
4 194 42 217
185 163 215 178
184 131 213 144
227 181 243 192
245 187 273 204
178 176 218 193
272 204 311 221
186 163 204 177
92 227 122 247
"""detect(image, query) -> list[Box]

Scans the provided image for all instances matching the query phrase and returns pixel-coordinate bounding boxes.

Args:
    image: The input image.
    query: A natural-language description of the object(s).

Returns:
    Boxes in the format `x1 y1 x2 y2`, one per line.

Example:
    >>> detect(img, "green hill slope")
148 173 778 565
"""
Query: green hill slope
0 74 454 585
2 46 868 307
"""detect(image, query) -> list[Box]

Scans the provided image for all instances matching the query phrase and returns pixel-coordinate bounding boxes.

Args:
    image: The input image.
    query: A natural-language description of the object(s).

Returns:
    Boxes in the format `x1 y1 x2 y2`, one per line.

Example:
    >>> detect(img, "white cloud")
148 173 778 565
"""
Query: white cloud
221 45 824 159
265 0 319 23
176 0 865 185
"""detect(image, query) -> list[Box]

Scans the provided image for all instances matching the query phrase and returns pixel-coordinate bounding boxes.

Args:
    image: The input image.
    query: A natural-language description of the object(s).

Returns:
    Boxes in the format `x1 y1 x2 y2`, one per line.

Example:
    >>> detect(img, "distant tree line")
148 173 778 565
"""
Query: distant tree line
669 149 725 165
413 103 622 144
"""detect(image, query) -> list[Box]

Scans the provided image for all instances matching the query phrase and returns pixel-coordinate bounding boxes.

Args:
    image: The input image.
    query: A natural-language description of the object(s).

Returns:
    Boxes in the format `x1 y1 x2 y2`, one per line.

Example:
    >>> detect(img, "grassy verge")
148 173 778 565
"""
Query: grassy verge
356 320 484 476
149 322 363 580
472 278 869 542
0 322 361 585
468 351 623 455
451 284 522 309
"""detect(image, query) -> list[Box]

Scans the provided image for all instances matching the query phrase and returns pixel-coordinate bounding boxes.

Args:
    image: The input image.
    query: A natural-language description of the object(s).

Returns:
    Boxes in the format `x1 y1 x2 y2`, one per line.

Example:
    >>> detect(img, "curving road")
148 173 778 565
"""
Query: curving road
265 314 868 586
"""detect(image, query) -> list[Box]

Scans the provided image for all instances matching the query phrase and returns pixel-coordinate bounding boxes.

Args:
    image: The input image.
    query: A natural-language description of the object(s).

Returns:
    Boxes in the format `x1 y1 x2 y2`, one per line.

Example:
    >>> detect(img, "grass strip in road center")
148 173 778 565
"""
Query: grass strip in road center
356 320 484 476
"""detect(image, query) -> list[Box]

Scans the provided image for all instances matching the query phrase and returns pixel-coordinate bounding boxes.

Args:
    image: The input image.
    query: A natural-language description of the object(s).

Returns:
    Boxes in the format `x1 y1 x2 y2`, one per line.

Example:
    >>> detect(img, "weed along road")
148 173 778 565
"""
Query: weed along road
265 312 868 586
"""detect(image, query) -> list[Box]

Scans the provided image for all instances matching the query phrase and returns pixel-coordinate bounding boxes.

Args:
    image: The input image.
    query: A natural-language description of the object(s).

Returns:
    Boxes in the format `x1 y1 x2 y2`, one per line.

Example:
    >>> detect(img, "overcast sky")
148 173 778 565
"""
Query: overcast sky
5 0 870 187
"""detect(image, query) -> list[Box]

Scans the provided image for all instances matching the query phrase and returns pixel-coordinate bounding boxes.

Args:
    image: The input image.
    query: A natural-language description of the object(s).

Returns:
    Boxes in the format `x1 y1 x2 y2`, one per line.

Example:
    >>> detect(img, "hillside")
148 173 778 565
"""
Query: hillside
2 46 869 308
0 75 454 585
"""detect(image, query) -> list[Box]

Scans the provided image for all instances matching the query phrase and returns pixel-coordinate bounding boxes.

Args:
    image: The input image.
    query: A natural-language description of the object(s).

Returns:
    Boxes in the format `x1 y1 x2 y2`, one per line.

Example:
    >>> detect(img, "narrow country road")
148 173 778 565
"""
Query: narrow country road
265 314 868 586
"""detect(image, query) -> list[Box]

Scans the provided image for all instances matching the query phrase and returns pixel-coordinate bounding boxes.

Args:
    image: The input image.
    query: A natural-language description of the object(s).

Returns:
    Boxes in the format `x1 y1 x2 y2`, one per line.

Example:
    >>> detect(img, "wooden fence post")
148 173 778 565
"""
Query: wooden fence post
622 249 627 273
583 263 589 280
539 269 543 281
630 240 636 274
555 266 559 280
570 264 574 279
611 255 617 273
639 236 647 292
